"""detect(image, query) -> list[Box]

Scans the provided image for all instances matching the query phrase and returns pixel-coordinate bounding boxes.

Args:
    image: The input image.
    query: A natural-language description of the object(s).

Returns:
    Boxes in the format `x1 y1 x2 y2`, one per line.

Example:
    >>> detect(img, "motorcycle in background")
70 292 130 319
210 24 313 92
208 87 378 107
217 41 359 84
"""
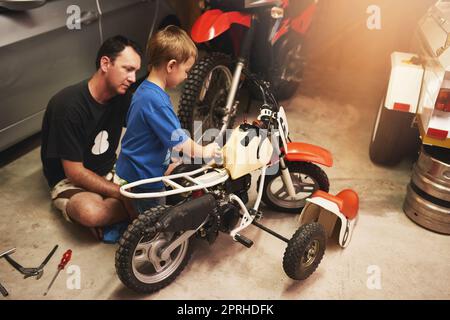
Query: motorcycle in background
178 0 319 136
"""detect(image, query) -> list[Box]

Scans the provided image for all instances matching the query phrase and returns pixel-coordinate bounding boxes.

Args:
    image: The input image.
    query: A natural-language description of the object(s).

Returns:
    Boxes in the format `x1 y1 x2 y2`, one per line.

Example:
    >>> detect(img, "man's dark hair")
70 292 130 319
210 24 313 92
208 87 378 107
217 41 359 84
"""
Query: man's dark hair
95 35 142 69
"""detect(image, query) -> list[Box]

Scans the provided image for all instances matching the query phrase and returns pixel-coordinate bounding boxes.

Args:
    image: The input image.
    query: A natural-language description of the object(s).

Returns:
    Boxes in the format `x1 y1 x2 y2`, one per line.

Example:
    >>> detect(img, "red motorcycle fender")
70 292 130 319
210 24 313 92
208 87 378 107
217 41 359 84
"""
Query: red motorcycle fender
284 142 333 167
271 1 317 44
191 9 251 44
291 2 317 35
271 19 290 45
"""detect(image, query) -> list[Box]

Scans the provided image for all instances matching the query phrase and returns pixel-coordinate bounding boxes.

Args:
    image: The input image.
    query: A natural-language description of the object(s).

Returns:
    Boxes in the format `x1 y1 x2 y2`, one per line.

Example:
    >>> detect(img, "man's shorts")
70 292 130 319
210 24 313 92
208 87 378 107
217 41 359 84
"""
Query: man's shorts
50 171 126 222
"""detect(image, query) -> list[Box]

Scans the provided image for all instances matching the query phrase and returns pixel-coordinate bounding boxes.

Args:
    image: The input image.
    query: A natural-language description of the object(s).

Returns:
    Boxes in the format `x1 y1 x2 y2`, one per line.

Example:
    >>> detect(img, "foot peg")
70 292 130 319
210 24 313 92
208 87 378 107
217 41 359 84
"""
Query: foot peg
234 234 253 248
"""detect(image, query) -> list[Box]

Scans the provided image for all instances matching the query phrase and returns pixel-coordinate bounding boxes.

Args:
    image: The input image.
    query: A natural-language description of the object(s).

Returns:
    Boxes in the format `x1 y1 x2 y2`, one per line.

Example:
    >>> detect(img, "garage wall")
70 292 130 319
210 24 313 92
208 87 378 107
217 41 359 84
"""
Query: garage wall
305 0 436 75
296 0 437 105
167 0 201 31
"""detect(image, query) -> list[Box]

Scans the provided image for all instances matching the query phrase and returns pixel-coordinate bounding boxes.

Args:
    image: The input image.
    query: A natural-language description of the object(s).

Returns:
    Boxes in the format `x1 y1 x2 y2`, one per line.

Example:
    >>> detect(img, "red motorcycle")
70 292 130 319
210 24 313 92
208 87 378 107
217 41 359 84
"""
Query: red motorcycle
178 0 319 136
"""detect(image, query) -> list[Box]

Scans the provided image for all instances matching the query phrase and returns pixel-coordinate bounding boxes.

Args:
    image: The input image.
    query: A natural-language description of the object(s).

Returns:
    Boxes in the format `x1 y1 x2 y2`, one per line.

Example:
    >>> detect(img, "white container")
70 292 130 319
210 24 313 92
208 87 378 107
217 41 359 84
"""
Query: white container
385 52 424 113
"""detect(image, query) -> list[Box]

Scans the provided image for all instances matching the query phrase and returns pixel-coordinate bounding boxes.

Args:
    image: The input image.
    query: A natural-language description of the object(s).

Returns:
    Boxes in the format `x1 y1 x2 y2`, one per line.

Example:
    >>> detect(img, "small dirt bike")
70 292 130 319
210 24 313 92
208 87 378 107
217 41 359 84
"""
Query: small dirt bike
115 67 336 293
178 0 319 136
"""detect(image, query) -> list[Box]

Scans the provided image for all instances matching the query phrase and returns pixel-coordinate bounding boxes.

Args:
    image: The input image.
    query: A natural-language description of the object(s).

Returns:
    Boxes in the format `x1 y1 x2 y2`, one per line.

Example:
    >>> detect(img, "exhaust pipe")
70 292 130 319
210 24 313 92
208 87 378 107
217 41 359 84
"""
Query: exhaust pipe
156 194 217 232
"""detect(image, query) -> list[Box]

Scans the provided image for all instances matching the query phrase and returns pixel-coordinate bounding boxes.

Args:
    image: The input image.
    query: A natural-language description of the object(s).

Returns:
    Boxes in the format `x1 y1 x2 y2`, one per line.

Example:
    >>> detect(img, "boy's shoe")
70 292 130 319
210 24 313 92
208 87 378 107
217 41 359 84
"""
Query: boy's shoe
101 221 129 244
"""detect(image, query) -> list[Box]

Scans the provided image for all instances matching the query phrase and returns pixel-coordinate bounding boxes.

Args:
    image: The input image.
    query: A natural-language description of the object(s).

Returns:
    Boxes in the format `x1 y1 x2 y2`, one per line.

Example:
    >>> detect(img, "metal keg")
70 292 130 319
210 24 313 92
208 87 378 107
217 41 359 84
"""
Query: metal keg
403 146 450 234
411 146 450 201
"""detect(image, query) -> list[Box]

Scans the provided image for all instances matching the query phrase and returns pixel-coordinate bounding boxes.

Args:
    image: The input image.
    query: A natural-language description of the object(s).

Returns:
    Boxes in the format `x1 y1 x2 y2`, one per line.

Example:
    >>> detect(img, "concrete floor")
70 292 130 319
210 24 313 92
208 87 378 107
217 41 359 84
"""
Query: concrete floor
0 65 449 300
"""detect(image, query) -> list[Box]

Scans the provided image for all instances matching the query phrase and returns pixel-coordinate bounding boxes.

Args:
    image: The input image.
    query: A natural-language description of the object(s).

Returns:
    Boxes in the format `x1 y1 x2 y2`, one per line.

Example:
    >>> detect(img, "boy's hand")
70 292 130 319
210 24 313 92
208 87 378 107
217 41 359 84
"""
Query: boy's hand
120 195 138 220
203 142 221 159
164 161 182 176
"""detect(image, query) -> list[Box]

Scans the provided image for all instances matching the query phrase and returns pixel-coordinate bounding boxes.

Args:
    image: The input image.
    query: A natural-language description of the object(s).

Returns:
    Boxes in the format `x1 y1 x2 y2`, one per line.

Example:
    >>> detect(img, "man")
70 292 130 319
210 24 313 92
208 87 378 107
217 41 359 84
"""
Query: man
41 35 141 241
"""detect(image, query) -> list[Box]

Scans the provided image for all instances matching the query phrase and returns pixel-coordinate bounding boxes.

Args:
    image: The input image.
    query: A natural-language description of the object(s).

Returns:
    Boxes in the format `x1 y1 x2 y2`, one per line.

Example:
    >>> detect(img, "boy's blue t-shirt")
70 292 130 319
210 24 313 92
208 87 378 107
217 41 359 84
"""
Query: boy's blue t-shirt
116 80 188 189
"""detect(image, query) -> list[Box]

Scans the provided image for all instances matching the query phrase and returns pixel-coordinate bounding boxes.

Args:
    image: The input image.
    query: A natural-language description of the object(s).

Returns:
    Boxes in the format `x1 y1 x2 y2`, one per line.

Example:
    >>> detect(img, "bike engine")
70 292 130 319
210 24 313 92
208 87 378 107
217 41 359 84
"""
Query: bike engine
199 174 251 243
224 174 251 204
201 201 241 244
218 202 241 233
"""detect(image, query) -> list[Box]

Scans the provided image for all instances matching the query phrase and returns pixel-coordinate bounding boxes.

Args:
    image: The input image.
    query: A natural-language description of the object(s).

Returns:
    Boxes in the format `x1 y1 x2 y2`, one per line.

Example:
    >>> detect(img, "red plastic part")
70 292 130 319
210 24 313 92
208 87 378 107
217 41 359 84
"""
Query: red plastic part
312 190 359 220
291 2 317 35
271 19 290 45
284 142 333 167
393 102 411 113
427 128 448 140
192 190 204 199
313 190 344 212
191 10 251 44
336 189 359 220
435 88 450 112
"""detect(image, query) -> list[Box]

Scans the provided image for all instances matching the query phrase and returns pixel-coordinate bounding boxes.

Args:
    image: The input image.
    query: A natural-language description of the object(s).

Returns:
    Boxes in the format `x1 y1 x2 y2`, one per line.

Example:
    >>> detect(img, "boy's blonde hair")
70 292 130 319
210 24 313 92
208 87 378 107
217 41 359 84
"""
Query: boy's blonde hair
147 25 198 71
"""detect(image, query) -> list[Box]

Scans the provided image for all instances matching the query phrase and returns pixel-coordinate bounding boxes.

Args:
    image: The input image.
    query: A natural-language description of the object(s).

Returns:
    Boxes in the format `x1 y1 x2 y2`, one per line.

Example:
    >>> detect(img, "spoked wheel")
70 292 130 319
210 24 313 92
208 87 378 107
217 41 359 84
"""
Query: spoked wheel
262 162 329 213
283 222 326 280
115 205 193 294
178 53 235 145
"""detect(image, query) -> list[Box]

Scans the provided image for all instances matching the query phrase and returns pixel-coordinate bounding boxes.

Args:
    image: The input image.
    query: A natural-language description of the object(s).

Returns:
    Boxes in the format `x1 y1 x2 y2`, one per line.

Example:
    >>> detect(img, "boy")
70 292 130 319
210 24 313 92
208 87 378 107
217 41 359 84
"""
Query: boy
116 26 220 214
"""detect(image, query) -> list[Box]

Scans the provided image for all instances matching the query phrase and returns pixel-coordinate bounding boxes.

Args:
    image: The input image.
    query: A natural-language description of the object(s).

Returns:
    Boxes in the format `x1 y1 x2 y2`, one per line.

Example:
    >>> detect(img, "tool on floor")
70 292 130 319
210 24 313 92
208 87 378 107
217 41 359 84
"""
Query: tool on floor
0 280 8 297
0 248 15 297
0 248 16 260
43 249 72 296
0 245 58 280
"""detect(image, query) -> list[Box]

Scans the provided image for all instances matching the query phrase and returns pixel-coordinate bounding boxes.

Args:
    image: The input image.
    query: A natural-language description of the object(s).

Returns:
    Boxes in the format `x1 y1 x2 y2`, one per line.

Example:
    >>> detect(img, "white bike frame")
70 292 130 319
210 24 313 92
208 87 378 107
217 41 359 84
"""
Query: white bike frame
120 164 268 241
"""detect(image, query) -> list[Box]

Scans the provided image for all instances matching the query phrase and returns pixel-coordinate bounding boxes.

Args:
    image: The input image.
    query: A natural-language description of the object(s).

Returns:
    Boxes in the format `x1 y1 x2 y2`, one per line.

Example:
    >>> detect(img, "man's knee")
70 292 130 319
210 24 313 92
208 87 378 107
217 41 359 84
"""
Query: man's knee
66 193 106 227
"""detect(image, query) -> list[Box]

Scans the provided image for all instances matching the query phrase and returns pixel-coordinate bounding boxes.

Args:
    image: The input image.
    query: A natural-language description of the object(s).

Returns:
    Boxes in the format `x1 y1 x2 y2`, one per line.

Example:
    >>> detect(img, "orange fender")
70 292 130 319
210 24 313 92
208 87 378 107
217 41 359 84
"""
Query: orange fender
312 190 359 220
285 142 333 167
300 189 359 248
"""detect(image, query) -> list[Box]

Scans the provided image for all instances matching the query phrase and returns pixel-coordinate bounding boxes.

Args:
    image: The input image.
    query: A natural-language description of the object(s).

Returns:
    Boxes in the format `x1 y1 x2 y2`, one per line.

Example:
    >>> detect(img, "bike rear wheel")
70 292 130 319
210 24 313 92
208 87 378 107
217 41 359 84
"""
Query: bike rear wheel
115 205 193 293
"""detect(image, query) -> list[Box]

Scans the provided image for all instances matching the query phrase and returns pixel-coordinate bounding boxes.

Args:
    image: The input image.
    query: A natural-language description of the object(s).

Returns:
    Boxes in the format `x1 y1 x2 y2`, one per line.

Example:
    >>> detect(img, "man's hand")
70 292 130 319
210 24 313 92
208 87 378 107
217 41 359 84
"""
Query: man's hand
62 160 122 200
62 160 138 219
119 194 138 220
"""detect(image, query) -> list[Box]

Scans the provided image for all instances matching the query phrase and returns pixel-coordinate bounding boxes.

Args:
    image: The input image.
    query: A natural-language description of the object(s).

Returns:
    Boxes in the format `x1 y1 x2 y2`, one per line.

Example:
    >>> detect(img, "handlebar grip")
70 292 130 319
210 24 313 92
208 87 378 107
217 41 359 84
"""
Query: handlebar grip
0 281 9 297
58 250 72 270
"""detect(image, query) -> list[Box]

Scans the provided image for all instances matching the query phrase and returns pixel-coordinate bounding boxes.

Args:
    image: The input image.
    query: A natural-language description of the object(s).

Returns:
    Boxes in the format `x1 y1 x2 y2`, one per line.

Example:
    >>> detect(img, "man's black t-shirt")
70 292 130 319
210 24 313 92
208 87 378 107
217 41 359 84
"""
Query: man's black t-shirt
41 80 131 188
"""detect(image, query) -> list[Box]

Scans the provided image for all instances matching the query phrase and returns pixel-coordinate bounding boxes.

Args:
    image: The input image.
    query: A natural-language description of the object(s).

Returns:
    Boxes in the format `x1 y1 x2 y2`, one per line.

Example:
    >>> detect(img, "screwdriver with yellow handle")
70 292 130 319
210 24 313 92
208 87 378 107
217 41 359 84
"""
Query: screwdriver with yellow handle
43 249 72 296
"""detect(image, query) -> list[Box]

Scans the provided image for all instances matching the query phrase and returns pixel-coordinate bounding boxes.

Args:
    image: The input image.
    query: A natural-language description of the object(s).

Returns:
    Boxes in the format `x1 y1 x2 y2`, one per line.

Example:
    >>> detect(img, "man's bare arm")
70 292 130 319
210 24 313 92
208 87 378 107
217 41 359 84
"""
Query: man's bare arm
62 160 121 199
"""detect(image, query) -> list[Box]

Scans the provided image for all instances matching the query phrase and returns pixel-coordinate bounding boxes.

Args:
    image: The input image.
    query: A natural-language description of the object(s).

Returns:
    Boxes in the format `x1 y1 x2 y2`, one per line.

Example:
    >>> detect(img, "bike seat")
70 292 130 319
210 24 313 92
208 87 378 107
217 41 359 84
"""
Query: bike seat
210 0 245 11
210 0 279 12
312 190 359 220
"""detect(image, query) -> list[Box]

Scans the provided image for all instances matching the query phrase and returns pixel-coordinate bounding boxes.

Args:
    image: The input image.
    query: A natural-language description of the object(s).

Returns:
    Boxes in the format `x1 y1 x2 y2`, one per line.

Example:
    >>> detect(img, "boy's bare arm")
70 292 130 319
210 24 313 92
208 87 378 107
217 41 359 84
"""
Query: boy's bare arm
173 138 219 159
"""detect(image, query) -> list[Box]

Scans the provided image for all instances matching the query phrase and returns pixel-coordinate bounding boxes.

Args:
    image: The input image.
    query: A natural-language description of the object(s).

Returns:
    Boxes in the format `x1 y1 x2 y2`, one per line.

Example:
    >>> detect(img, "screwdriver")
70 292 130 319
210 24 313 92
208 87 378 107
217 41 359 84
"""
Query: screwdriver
43 249 72 296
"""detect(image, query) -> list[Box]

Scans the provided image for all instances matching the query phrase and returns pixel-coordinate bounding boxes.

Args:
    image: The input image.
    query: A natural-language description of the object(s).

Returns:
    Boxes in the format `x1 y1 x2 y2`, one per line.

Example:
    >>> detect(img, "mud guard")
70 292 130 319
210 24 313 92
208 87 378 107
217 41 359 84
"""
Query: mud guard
191 9 251 43
291 1 318 35
298 190 359 248
284 142 333 167
271 1 318 44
